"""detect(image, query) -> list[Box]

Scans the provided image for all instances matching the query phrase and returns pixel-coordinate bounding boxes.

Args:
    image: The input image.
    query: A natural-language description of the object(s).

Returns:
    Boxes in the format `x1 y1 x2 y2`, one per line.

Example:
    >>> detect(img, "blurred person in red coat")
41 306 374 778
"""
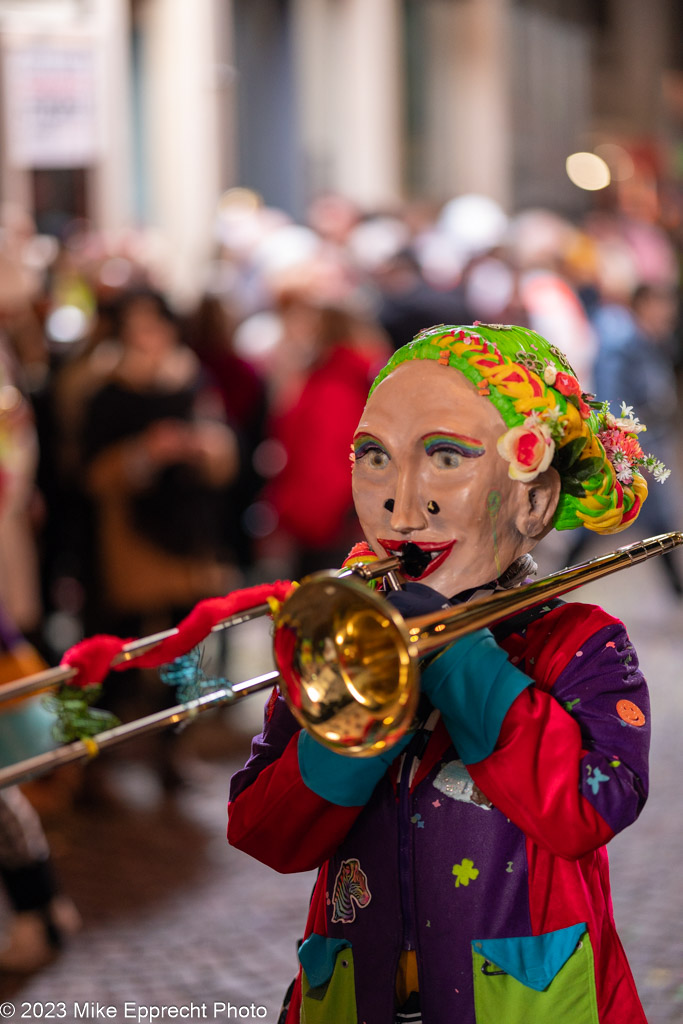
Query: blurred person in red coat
182 293 268 572
251 261 389 579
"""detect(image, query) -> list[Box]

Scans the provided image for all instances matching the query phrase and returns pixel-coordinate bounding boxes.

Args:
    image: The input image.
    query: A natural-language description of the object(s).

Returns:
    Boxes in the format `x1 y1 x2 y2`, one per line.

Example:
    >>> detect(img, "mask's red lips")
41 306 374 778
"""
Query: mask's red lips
379 539 456 581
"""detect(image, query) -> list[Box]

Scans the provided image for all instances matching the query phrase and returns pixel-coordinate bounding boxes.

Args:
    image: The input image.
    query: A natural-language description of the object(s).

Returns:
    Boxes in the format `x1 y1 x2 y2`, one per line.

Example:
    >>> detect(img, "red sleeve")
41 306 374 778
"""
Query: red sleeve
470 603 649 861
469 687 614 860
228 732 365 873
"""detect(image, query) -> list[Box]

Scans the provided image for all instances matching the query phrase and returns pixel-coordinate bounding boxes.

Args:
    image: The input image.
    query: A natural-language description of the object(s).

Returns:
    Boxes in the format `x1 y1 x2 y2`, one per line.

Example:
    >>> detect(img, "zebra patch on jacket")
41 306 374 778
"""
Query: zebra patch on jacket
331 858 372 923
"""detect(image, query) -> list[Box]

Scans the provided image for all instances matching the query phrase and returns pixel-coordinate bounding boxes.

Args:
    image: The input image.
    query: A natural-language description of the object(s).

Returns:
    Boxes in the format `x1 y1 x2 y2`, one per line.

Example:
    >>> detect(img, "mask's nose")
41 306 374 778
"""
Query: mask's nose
389 466 428 534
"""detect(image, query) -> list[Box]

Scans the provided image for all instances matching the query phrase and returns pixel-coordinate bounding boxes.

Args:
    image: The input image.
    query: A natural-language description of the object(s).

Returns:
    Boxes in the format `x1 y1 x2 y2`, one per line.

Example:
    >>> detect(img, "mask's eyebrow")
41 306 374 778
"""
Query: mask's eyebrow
352 433 390 457
422 432 486 458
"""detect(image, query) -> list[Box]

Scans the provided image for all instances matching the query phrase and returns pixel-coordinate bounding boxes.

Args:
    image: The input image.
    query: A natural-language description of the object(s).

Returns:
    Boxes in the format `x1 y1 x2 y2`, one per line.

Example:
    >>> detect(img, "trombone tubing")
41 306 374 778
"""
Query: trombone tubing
0 556 402 706
0 531 679 788
0 602 273 705
405 531 682 656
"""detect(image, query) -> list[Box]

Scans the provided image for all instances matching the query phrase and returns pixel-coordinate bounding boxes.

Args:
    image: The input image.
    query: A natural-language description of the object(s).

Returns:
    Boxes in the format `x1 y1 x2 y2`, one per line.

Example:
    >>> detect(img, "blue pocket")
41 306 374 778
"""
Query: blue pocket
472 922 585 991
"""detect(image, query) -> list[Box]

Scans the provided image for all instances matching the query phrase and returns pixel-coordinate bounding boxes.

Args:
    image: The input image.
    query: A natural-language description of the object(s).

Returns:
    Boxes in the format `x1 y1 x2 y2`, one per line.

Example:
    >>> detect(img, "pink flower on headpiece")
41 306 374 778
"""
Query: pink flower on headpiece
599 427 644 463
598 426 644 484
553 372 591 418
497 420 555 482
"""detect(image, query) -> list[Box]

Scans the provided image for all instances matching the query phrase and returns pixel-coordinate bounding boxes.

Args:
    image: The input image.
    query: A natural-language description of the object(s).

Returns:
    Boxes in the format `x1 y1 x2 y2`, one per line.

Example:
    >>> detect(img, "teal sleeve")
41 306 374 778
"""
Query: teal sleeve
420 628 531 764
297 729 412 807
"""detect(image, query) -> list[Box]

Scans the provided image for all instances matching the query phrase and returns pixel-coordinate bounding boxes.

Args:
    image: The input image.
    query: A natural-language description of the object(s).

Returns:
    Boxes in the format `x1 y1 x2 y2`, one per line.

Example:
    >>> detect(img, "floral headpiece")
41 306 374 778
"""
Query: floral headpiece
370 323 669 535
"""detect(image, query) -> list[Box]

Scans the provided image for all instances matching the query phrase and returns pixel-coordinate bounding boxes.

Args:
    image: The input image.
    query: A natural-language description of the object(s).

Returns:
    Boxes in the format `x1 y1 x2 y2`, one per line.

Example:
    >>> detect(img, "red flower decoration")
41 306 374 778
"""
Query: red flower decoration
554 372 591 418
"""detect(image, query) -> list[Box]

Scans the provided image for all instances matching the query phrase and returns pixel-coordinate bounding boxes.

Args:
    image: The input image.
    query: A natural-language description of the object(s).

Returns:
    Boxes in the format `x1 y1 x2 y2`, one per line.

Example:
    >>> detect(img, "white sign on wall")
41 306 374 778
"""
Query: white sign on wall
3 37 100 168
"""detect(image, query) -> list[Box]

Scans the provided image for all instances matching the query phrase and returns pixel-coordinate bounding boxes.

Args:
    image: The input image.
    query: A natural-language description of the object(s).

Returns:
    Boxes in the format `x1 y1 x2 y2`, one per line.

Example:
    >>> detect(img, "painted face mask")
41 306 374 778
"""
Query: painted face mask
351 360 546 595
351 321 663 594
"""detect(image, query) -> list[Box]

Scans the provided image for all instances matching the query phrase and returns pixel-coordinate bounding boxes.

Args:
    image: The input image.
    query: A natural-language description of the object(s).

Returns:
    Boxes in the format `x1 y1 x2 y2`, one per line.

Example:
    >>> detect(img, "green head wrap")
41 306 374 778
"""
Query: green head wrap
371 323 666 533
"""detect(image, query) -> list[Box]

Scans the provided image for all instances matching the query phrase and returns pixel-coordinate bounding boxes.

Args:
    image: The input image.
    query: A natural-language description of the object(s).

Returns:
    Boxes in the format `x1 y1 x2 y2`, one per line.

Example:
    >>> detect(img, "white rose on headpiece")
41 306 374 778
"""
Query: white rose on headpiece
497 420 555 482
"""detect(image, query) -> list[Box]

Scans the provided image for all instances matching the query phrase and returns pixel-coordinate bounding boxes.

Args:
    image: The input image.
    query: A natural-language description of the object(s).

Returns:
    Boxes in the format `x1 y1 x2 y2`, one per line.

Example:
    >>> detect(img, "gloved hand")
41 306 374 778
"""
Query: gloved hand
298 728 413 807
383 581 451 619
420 628 531 765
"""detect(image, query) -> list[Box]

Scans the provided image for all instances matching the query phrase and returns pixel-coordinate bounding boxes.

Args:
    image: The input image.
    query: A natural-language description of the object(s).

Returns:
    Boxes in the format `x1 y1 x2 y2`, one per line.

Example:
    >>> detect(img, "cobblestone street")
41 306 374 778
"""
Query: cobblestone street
0 546 681 1024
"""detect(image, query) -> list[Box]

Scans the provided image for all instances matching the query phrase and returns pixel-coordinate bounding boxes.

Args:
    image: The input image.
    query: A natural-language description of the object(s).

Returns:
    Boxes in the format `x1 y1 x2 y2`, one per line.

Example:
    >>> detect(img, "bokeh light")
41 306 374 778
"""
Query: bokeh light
594 142 636 182
565 151 611 191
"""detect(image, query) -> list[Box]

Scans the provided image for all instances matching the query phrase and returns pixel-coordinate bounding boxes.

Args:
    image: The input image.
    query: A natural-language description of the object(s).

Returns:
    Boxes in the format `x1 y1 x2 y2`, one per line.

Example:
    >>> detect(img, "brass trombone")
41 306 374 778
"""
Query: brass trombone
0 531 680 788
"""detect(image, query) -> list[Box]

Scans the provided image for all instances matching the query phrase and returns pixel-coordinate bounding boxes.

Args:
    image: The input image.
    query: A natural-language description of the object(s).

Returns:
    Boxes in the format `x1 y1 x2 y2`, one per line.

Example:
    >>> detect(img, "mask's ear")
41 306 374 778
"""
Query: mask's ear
515 467 561 540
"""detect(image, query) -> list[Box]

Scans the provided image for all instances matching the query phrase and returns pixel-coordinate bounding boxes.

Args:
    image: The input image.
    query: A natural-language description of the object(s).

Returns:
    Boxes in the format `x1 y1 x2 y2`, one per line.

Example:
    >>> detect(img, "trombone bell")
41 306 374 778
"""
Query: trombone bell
274 531 683 757
274 572 418 756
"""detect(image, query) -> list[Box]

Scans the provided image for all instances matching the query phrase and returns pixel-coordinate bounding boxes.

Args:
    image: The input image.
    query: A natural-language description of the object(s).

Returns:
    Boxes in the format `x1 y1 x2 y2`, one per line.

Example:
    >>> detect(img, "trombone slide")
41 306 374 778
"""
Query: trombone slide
0 531 679 783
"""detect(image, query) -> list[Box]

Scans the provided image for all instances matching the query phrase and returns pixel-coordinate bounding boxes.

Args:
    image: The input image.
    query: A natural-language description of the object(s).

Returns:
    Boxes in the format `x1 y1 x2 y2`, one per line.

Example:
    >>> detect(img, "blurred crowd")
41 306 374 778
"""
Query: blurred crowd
1 189 680 638
0 185 681 971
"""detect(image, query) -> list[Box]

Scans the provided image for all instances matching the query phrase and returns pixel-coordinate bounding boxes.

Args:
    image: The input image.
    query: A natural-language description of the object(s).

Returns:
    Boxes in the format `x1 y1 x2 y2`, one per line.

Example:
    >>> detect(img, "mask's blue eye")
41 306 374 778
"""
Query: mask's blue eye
353 437 390 469
431 447 461 469
423 433 485 468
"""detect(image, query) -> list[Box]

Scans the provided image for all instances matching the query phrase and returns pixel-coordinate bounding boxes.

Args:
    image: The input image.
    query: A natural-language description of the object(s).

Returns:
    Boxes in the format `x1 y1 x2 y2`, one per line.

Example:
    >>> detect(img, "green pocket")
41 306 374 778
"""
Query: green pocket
472 930 599 1024
299 938 357 1024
